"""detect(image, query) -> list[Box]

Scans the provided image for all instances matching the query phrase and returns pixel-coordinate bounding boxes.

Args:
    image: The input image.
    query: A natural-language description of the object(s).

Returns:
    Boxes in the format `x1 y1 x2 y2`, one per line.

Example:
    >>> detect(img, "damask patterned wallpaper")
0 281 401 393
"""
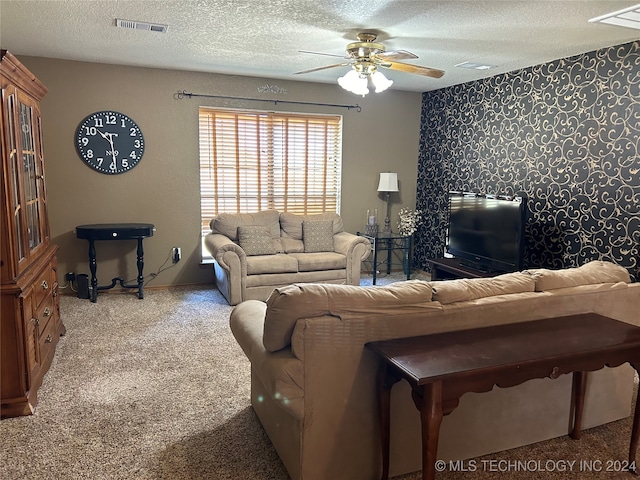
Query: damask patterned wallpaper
416 40 640 281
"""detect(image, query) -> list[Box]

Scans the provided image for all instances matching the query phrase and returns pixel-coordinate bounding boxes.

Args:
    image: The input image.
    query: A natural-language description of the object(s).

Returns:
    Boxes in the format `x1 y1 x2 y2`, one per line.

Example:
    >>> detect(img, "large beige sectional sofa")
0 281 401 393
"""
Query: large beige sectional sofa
204 210 371 305
230 260 640 480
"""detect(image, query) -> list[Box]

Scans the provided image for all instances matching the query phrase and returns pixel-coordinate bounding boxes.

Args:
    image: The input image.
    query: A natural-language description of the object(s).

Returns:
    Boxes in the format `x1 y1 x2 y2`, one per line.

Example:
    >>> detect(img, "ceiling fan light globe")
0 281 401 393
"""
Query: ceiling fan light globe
337 69 358 87
338 69 369 96
371 71 393 93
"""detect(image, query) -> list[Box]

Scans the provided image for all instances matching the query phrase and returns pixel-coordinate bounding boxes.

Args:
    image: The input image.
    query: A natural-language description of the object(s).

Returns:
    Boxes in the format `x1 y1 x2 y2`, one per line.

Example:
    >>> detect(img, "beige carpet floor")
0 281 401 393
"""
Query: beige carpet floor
0 275 636 480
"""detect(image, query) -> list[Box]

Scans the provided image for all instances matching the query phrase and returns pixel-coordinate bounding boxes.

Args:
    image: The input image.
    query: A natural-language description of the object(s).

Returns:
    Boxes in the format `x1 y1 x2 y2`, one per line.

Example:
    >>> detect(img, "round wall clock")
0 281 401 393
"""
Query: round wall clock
75 111 145 174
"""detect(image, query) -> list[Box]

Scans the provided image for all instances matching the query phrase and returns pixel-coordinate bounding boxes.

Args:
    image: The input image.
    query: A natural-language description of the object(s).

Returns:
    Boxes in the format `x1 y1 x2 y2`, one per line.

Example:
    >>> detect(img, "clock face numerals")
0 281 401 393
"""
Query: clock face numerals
75 111 144 174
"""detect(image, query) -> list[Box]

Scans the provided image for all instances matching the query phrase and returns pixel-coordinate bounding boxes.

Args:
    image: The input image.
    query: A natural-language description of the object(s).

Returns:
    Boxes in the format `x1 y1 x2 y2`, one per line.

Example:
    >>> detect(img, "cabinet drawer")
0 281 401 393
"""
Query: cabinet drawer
38 305 59 367
32 263 55 308
35 293 55 338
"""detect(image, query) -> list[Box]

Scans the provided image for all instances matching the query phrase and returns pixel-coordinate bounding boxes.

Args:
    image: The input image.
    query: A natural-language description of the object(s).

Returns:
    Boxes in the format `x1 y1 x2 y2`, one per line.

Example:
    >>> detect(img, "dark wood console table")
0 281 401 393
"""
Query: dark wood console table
366 313 640 480
75 223 155 303
427 257 498 281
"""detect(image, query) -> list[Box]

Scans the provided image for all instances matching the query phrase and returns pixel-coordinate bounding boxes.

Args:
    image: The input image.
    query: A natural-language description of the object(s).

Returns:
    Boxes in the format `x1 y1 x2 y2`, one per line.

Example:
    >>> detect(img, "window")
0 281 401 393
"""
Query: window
199 107 343 238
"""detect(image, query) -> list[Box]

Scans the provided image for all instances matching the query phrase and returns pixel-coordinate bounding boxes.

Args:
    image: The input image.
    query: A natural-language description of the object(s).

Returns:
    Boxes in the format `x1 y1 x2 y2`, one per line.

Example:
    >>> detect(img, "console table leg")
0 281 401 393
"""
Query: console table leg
136 237 145 299
570 371 587 440
420 381 443 480
378 365 400 480
629 365 640 471
88 239 98 303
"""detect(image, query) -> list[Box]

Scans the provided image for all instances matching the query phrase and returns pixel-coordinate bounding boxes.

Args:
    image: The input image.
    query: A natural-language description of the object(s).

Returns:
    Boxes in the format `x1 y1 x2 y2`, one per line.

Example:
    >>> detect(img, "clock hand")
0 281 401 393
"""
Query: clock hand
97 130 117 152
97 129 109 140
103 132 118 170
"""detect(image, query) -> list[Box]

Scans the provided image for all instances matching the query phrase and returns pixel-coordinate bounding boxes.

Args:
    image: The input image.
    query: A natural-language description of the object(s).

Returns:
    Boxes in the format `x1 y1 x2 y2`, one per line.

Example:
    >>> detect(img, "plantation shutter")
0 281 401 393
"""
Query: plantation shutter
199 107 342 235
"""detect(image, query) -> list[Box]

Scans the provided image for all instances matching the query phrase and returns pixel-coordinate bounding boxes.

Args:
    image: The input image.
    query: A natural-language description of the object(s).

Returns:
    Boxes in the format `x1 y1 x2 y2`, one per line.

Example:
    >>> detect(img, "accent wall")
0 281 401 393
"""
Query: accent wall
416 40 640 281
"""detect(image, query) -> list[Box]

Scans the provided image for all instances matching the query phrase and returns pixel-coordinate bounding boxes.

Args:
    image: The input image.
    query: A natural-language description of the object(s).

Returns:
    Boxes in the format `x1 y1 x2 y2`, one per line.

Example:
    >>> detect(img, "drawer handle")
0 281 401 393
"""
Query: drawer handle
43 307 51 317
34 317 40 327
45 335 52 343
41 280 49 290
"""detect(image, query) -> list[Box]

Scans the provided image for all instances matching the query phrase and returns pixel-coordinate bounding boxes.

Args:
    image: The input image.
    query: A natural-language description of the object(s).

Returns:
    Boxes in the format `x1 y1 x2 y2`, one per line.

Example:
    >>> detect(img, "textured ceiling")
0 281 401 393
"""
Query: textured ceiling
1 0 639 93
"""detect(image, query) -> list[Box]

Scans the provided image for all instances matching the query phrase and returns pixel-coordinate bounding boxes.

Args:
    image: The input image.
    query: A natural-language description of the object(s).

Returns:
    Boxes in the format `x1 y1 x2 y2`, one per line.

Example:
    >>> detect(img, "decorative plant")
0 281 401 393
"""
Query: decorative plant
397 208 423 236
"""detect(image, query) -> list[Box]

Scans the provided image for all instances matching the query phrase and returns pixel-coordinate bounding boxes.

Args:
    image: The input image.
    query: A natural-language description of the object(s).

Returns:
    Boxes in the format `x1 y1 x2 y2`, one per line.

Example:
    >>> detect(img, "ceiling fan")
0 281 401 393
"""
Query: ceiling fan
294 32 444 96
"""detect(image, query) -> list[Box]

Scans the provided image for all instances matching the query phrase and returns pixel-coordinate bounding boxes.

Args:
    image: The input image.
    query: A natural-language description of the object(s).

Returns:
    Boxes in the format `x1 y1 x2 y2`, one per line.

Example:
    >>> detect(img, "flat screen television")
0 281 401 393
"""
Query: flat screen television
446 192 527 273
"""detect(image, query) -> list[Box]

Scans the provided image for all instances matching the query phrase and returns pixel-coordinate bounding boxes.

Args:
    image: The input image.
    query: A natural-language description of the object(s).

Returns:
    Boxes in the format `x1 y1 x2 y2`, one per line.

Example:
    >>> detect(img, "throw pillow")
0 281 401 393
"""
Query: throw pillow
302 220 334 253
211 209 280 240
280 212 344 240
237 225 277 256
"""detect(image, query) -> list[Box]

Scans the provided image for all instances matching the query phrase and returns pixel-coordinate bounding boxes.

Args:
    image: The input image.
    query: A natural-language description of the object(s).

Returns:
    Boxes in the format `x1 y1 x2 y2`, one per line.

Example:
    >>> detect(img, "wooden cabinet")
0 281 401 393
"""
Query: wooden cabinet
1 50 65 418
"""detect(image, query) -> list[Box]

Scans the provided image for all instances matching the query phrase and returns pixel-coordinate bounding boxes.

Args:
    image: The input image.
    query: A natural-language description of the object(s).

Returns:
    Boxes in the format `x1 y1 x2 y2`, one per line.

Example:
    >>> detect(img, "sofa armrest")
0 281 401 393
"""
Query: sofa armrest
333 231 371 259
204 233 247 270
333 231 371 285
230 300 304 419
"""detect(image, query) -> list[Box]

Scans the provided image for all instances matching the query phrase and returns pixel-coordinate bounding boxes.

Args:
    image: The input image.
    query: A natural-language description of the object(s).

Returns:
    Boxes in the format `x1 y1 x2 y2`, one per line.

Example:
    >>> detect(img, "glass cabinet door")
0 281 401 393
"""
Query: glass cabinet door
5 93 26 264
19 97 42 251
3 88 48 277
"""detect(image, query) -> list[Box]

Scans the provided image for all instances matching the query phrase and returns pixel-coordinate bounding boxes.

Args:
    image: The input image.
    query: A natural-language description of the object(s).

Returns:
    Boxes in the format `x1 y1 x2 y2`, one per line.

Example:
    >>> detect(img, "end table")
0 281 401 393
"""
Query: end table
357 232 412 285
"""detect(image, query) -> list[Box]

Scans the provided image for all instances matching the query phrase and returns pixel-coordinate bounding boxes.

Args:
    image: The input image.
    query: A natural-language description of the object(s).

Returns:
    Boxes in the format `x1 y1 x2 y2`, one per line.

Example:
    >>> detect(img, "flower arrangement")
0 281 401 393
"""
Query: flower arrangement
397 208 423 236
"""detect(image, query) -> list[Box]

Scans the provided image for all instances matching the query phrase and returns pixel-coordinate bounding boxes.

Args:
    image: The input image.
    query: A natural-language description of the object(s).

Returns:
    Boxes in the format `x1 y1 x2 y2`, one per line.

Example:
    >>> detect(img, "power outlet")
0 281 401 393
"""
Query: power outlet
172 247 181 263
65 272 76 282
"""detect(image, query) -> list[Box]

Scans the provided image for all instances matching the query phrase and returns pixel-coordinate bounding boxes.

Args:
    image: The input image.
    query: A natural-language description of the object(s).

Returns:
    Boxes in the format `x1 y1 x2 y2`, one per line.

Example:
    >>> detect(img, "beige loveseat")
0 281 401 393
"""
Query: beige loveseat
230 260 640 480
204 210 371 305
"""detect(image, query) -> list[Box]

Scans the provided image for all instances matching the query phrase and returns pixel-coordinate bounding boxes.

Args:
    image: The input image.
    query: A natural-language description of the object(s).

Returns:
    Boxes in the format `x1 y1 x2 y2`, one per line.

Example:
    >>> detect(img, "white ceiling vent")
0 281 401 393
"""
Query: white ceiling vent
589 4 640 30
116 18 168 33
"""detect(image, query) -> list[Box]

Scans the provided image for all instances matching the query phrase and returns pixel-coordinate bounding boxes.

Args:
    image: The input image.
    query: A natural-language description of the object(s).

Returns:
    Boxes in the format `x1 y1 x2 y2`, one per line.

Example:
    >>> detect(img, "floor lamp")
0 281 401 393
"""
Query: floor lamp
377 172 399 233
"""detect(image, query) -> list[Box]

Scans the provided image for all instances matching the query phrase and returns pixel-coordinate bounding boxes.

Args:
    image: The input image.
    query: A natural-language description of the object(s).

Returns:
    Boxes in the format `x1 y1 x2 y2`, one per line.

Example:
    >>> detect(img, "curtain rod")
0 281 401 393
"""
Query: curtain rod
175 90 362 112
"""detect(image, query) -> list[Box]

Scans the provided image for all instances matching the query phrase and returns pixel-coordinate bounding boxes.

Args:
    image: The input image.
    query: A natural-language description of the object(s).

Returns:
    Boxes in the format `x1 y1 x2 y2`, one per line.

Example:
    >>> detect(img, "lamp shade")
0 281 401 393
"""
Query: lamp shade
377 172 399 192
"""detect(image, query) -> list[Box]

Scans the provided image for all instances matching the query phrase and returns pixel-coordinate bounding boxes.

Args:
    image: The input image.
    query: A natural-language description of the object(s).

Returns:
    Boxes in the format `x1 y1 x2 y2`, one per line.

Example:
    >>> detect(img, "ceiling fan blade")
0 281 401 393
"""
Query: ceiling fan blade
299 50 347 59
377 50 418 61
384 61 445 78
294 63 350 75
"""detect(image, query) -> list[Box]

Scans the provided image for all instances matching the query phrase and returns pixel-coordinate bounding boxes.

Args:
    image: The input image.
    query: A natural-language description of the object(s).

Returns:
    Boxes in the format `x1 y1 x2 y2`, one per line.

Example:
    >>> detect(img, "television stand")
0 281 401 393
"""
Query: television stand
427 257 499 281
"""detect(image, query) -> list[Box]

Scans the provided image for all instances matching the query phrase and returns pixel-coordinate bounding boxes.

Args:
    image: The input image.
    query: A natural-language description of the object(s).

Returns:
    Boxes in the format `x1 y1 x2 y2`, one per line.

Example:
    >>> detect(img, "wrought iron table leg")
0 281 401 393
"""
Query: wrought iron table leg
88 239 98 303
136 237 144 299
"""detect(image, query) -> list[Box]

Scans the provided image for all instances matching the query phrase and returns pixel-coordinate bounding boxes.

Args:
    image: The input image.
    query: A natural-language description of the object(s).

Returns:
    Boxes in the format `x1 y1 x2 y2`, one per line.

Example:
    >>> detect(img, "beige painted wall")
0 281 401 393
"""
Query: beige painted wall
19 55 422 291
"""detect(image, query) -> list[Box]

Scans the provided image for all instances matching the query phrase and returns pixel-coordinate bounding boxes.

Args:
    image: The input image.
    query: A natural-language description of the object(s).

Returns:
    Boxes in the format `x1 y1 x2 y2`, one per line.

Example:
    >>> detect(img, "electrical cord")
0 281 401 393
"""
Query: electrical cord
121 248 178 286
143 250 176 286
65 248 178 292
58 279 78 292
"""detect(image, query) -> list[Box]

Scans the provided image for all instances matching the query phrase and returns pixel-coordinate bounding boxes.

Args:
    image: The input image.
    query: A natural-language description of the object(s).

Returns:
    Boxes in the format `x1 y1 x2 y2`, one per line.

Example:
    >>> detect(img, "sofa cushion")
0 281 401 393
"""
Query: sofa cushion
245 269 346 288
280 237 305 253
280 212 344 240
238 225 277 256
526 260 630 292
431 272 536 305
211 209 281 243
289 252 346 271
263 281 435 352
303 220 335 252
264 284 331 352
246 254 299 275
